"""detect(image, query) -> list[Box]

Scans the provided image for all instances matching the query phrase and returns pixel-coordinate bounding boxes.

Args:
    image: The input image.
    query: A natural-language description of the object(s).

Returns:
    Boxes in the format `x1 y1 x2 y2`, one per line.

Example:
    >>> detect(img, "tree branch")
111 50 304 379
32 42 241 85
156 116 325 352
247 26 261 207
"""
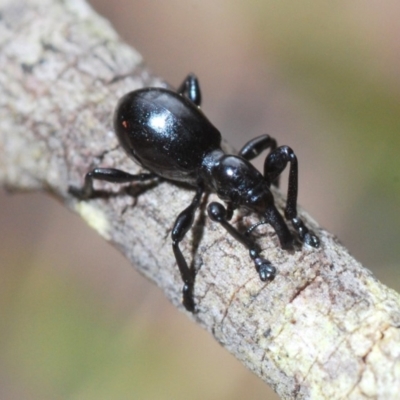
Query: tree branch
1 0 399 398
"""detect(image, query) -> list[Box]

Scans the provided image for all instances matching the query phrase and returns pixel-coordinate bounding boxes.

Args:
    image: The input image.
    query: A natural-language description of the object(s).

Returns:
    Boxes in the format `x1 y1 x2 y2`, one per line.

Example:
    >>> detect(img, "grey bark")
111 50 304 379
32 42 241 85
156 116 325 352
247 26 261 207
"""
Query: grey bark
1 0 400 399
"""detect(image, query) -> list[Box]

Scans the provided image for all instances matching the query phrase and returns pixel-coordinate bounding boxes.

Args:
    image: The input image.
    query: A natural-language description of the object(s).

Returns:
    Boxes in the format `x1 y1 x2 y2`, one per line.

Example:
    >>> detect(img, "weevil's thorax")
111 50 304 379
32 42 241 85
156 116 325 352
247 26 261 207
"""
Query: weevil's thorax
201 153 274 211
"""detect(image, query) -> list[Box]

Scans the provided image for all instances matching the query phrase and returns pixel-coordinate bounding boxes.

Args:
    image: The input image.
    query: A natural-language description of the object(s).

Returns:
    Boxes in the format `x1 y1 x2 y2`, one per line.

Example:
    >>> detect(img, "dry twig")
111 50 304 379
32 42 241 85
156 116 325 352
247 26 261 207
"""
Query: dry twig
1 1 399 398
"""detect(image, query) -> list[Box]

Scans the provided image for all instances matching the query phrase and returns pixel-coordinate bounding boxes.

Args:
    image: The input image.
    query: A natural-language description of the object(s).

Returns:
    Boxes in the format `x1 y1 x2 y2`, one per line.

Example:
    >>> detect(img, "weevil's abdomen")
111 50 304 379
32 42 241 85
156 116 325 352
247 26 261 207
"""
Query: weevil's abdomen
114 88 222 185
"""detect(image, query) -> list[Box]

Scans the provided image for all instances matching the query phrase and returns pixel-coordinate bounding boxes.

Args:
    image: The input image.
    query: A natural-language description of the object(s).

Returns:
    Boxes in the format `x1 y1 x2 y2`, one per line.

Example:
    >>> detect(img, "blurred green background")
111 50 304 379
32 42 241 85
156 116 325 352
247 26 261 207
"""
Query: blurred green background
1 1 400 399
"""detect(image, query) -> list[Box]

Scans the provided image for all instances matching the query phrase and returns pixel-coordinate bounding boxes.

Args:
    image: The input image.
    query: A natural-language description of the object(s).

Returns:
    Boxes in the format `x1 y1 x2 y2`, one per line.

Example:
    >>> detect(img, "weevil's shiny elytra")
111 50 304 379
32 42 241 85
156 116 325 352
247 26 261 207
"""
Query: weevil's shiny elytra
69 74 320 312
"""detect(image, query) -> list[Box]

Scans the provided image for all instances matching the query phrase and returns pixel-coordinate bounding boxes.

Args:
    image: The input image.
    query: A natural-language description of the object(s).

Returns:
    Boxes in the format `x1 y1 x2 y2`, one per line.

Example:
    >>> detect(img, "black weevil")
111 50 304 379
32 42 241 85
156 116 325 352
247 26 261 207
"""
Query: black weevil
70 74 320 312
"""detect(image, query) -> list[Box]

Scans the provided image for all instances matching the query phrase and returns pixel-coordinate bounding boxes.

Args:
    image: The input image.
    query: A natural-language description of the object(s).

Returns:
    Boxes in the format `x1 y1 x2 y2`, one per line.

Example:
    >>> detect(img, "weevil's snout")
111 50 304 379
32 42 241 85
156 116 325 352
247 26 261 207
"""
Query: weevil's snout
262 206 296 251
244 183 275 214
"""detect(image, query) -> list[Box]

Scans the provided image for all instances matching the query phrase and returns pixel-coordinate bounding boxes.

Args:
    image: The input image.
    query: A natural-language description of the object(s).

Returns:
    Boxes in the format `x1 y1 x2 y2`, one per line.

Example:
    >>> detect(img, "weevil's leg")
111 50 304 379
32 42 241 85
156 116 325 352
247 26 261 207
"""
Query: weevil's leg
69 168 157 199
239 134 279 187
171 185 204 312
177 73 202 106
264 146 320 247
225 201 235 221
239 134 277 161
246 206 294 250
207 202 276 282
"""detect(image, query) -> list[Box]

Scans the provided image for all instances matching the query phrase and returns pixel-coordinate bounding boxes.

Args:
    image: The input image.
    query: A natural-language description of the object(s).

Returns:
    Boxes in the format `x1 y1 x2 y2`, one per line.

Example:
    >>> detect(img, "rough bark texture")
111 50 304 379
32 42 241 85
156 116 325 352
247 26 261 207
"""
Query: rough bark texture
1 0 400 399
